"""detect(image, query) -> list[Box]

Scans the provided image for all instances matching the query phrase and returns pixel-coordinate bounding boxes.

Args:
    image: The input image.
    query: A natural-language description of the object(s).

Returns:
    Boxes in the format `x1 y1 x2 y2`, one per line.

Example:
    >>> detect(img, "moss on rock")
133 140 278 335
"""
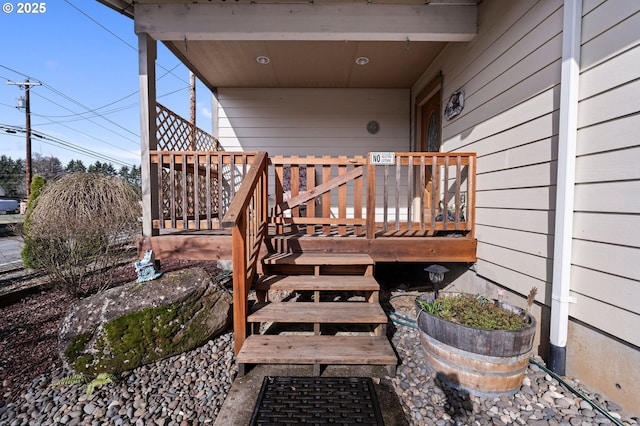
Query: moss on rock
59 267 232 376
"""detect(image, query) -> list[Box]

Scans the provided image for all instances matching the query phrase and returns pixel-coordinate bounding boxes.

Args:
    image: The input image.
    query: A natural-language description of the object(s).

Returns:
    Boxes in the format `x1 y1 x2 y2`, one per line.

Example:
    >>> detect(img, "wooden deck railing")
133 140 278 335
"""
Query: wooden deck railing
221 152 269 355
150 151 257 230
269 155 368 236
269 152 476 238
366 152 476 238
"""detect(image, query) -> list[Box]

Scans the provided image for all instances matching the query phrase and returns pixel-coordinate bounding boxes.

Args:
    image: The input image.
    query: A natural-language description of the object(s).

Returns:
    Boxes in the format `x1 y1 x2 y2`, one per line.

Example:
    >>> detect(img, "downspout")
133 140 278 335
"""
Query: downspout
549 0 581 375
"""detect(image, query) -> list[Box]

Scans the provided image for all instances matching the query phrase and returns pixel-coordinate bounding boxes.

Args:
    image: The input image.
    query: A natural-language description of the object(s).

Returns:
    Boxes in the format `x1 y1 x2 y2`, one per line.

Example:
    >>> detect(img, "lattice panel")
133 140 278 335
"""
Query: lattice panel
156 103 220 152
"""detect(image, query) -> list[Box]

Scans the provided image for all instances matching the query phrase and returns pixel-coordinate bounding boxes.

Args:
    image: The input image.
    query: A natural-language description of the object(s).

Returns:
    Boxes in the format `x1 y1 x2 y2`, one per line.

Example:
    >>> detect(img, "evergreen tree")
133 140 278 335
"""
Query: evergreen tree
66 159 87 173
0 156 25 198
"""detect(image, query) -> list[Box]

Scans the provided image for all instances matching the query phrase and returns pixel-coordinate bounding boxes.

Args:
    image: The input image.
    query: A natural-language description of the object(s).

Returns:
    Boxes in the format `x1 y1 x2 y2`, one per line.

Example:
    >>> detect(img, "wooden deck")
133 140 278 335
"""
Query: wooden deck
139 150 476 369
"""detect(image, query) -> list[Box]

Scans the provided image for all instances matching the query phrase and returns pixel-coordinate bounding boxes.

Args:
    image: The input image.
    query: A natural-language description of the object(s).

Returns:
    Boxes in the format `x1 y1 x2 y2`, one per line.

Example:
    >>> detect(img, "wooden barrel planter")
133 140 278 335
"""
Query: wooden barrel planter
415 298 536 397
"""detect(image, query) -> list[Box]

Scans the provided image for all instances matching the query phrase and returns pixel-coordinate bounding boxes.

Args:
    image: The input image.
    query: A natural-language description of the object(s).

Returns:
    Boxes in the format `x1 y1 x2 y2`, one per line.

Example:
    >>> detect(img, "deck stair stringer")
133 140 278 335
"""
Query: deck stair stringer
236 252 397 377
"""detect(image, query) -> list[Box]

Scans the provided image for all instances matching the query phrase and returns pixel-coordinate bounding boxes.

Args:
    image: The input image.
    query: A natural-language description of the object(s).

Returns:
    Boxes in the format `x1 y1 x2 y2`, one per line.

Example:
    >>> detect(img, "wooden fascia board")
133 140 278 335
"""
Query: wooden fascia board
134 3 477 42
96 0 134 19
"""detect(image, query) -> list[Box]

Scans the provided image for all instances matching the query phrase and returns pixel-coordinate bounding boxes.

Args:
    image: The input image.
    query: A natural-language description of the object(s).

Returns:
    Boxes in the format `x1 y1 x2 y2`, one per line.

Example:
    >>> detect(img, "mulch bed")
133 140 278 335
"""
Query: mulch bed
0 259 222 407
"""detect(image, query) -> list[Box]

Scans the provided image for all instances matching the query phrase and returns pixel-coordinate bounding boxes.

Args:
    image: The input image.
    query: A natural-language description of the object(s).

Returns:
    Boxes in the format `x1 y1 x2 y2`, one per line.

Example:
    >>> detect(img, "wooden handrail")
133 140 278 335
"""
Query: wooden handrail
221 151 269 355
222 151 268 227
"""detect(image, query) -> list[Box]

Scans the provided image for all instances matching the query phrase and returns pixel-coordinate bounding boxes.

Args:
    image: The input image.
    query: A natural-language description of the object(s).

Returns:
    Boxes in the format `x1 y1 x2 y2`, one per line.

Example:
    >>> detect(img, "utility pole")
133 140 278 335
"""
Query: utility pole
7 79 42 198
189 71 196 150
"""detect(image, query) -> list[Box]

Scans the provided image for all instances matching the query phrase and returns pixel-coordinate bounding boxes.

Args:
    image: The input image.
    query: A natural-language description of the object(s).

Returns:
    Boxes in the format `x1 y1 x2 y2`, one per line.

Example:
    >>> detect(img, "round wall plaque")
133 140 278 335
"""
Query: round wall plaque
367 120 380 135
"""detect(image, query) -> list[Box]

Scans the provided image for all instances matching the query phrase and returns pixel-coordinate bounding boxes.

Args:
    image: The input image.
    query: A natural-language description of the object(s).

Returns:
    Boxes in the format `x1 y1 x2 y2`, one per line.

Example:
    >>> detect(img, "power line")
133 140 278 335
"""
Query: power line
63 0 189 85
32 86 189 125
1 65 141 144
0 124 135 167
0 64 37 82
38 83 140 138
31 90 139 145
29 64 186 121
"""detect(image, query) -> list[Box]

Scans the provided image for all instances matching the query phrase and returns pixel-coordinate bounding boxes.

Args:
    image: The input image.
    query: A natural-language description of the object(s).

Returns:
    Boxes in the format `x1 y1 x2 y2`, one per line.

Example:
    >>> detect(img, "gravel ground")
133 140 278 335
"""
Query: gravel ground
1 289 638 425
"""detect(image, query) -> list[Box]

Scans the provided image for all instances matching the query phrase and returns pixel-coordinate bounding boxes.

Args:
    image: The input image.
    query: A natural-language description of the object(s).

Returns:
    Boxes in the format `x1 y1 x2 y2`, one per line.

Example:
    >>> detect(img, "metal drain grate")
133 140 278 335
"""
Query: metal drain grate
250 376 384 425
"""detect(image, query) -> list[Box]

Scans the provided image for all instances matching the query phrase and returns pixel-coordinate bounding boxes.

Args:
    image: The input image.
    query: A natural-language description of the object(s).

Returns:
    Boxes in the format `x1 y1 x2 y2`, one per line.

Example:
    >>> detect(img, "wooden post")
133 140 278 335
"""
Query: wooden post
366 159 376 239
138 33 159 237
189 71 196 150
232 211 248 355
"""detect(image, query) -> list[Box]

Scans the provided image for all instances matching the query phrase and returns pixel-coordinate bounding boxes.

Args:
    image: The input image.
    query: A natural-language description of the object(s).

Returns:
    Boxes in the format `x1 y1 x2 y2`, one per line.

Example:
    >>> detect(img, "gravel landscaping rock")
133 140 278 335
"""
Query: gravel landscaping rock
1 293 639 425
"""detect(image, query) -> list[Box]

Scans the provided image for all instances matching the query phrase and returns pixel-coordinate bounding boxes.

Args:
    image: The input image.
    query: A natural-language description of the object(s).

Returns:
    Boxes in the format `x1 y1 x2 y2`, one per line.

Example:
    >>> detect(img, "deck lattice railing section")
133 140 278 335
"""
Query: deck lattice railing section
150 151 256 230
156 103 221 151
269 155 367 237
221 152 269 354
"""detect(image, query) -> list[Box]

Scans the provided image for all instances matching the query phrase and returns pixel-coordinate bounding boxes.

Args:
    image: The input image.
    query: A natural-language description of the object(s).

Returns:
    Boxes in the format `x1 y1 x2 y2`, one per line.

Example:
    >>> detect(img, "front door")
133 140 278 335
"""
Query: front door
420 89 441 154
419 85 442 217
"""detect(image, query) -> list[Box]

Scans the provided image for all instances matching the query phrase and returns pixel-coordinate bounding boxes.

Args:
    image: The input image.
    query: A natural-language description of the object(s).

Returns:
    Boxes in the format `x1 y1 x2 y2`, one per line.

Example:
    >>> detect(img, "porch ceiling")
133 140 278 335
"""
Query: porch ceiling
98 0 478 89
168 40 447 89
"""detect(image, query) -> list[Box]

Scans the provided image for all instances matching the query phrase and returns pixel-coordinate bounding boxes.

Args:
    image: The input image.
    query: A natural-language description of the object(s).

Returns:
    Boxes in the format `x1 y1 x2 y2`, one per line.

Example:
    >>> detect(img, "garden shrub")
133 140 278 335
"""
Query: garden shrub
22 173 141 297
21 175 47 269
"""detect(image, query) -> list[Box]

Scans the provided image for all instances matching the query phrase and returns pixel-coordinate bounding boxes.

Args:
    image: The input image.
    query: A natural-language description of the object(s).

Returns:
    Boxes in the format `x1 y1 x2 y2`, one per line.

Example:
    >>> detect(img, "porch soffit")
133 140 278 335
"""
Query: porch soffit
100 0 478 89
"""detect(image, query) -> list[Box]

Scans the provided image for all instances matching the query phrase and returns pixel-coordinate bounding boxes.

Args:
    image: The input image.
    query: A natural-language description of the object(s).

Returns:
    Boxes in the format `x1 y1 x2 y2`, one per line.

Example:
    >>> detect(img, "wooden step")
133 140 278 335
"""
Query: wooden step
255 274 379 292
248 302 387 324
236 335 397 375
262 252 373 266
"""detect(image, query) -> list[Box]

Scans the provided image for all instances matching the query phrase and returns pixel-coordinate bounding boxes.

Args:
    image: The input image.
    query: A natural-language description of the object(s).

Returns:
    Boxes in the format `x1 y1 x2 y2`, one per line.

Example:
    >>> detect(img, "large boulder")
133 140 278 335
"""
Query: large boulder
58 267 232 376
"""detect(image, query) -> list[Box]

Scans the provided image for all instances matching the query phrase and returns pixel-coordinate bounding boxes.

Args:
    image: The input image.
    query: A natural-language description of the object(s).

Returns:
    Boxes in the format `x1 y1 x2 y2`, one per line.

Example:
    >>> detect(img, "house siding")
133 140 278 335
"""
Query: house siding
217 88 409 156
216 88 412 220
413 0 639 413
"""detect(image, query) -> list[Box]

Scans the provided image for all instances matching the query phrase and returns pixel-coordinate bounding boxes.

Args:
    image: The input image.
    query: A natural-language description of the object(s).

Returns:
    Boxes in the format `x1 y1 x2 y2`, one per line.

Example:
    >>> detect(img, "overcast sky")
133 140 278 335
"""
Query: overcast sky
0 0 212 168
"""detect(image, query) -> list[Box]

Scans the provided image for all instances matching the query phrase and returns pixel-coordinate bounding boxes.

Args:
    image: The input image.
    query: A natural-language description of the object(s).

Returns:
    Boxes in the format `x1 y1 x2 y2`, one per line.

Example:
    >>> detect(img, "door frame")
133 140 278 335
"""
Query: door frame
413 74 443 218
415 74 443 153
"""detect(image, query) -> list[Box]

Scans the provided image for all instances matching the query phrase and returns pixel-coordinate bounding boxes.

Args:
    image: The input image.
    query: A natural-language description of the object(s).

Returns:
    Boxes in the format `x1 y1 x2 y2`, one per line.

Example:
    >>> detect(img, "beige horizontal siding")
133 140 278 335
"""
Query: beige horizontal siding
412 0 640 348
477 187 554 211
475 208 553 235
476 224 552 259
577 115 640 156
580 3 640 70
476 162 557 192
571 265 639 316
573 212 640 248
218 88 409 155
217 88 411 222
474 258 549 305
574 181 640 214
575 147 640 183
569 293 639 347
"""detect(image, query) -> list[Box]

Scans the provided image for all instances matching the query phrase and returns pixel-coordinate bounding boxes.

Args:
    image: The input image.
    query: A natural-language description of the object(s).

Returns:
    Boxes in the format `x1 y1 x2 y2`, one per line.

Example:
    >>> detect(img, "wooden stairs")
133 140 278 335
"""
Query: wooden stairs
236 252 398 376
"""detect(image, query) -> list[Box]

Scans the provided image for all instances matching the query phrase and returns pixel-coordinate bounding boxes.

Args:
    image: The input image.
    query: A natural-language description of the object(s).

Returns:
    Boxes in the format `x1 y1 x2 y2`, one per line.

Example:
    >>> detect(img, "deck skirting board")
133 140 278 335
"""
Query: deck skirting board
138 233 476 263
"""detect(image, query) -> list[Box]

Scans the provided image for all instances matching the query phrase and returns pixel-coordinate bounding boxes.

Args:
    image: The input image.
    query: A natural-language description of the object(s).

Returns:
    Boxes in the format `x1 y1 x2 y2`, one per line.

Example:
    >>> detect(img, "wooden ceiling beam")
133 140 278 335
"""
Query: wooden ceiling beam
135 3 477 42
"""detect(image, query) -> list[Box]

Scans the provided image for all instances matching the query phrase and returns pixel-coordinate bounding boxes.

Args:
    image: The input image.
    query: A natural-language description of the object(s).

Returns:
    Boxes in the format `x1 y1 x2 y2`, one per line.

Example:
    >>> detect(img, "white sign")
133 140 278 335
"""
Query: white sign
370 152 395 165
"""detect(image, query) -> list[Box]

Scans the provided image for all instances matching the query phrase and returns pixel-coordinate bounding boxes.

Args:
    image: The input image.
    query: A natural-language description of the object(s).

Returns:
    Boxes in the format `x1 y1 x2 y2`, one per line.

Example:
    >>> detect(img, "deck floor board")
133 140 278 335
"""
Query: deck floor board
255 274 379 291
237 335 397 365
248 302 387 324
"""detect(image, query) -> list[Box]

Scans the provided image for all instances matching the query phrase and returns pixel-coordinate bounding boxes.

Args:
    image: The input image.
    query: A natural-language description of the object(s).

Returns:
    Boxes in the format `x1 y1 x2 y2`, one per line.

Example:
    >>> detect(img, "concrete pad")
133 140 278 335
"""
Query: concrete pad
214 364 408 425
